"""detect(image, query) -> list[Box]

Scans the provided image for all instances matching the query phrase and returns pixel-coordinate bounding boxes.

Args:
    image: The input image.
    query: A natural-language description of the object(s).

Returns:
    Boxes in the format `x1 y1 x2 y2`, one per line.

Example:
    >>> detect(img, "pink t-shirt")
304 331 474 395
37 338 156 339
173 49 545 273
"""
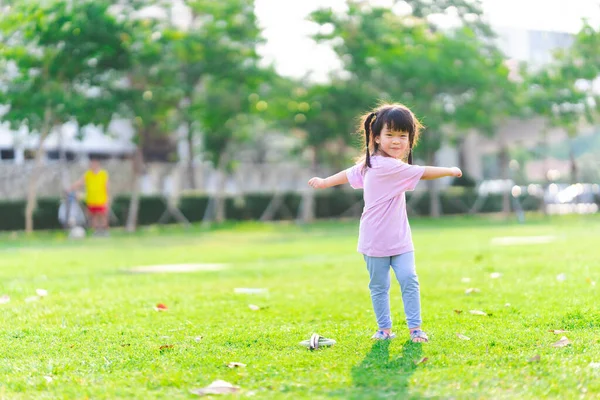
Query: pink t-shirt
346 155 425 257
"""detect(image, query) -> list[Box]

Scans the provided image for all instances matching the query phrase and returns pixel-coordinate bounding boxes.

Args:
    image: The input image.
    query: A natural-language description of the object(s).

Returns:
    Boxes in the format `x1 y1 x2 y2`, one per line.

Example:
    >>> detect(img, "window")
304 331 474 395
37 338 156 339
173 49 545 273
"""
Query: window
0 149 15 160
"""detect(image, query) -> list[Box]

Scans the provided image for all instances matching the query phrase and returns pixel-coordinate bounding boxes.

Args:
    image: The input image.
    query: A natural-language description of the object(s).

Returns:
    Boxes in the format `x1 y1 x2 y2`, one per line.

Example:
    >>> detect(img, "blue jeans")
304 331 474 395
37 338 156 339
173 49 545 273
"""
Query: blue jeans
363 252 422 330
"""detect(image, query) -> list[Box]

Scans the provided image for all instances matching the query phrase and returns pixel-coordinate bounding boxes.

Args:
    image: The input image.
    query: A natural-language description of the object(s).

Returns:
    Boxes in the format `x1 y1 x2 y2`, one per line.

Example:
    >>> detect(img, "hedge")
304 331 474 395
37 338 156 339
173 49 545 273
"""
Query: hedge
0 190 546 232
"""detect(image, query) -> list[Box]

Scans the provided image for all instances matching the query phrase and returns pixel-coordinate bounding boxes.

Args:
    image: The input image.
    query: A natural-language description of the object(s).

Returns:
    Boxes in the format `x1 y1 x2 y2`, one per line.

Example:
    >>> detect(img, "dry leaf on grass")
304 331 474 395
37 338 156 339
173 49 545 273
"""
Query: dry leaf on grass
465 288 480 294
190 380 240 396
453 309 463 314
469 310 487 316
548 329 569 334
528 354 540 363
552 336 571 348
414 357 428 365
121 344 131 347
227 362 246 368
154 303 168 312
159 344 174 350
0 295 10 304
456 333 470 341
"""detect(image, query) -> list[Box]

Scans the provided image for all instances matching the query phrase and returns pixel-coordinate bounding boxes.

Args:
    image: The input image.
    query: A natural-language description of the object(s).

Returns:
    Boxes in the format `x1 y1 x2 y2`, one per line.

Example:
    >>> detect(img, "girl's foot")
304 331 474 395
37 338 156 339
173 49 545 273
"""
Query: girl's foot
371 330 396 340
410 329 429 343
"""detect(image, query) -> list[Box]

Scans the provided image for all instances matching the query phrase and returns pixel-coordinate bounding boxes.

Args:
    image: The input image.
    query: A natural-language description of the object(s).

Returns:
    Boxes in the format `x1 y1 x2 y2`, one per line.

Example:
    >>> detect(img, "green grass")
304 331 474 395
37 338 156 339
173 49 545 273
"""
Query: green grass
1 214 600 399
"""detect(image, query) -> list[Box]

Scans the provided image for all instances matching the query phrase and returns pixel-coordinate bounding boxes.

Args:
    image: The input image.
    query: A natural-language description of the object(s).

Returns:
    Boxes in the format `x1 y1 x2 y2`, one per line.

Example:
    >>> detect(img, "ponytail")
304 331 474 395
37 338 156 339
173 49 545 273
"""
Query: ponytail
364 112 376 168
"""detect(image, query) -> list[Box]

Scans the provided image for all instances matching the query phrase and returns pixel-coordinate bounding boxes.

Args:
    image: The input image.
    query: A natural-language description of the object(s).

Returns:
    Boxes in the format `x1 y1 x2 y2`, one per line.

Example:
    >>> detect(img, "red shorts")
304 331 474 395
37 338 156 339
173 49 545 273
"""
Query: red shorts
87 205 108 215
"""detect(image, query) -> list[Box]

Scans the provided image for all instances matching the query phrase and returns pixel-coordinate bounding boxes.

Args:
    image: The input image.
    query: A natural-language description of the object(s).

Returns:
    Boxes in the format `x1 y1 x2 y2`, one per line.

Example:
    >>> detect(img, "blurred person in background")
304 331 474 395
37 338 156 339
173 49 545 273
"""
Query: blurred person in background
69 157 110 236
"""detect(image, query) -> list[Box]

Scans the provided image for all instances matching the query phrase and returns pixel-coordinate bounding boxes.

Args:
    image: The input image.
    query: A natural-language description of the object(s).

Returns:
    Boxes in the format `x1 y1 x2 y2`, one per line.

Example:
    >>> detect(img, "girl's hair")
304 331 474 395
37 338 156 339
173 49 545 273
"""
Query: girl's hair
359 103 422 169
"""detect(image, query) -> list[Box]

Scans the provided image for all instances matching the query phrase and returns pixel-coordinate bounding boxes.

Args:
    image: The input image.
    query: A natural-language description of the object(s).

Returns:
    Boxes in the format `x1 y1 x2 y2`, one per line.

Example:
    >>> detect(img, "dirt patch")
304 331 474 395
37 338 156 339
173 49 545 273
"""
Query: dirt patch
491 236 556 246
128 264 227 273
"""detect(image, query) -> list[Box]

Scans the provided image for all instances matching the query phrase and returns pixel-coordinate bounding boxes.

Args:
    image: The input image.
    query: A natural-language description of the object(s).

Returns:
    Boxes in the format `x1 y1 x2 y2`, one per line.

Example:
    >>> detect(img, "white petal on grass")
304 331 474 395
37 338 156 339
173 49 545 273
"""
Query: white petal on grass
234 288 268 294
469 310 487 316
465 288 480 294
556 273 567 282
490 272 502 279
505 303 511 307
248 304 260 311
190 380 240 396
43 375 53 383
552 336 572 348
36 289 48 297
0 295 9 304
456 333 471 340
194 336 203 342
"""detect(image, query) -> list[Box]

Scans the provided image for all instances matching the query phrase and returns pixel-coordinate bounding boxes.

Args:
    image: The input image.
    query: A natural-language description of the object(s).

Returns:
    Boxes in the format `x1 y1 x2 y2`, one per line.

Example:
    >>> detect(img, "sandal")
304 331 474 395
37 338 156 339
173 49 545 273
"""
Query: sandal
410 329 429 343
371 330 396 340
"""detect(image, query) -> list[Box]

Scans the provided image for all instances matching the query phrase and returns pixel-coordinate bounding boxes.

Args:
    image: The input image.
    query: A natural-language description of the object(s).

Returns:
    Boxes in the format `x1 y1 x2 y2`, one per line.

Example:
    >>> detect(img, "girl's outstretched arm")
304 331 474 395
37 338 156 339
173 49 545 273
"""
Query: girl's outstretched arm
421 166 462 180
308 170 349 189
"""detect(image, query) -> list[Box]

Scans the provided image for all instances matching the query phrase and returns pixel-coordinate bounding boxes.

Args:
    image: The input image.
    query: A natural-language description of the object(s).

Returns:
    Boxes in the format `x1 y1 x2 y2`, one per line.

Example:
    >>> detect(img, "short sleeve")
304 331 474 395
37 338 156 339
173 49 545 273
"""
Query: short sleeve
380 160 425 194
345 163 364 189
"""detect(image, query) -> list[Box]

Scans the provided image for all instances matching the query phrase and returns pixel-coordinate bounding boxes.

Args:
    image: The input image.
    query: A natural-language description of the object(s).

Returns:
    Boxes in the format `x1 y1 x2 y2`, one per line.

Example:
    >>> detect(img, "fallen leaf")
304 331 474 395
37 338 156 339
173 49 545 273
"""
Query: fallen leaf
456 333 470 341
552 336 571 348
528 354 540 363
465 288 481 294
453 309 463 314
548 329 569 334
159 344 174 350
469 310 487 316
414 357 428 365
36 289 48 297
195 336 203 342
227 362 246 368
190 380 240 396
0 295 10 304
556 273 566 282
248 304 260 311
154 303 168 312
490 272 502 279
43 375 53 383
589 362 600 369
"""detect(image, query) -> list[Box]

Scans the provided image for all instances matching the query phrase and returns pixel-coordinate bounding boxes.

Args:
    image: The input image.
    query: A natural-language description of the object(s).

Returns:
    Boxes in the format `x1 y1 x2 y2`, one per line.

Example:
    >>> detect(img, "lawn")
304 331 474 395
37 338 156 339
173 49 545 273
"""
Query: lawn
0 214 599 399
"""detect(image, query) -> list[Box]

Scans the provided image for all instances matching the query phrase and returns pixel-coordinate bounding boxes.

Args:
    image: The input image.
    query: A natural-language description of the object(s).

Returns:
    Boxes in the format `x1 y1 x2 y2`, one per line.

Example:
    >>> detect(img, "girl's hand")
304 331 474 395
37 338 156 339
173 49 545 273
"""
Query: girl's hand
451 167 462 177
308 177 327 189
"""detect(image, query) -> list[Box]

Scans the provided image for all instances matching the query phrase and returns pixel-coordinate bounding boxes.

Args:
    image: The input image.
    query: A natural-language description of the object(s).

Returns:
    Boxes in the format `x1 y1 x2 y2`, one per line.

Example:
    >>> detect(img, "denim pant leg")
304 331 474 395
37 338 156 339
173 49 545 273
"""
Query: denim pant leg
390 251 422 329
364 255 392 329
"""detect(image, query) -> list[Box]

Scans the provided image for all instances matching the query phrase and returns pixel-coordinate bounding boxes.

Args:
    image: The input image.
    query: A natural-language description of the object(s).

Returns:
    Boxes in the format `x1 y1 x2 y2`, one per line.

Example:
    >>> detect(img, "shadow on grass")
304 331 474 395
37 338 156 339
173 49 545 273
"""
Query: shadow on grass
332 340 423 399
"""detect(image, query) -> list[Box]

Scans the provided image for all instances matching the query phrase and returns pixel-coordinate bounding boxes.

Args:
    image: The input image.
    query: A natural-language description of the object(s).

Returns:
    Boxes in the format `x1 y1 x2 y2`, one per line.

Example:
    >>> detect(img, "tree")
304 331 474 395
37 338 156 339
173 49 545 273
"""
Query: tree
309 1 514 216
0 0 130 233
525 22 600 184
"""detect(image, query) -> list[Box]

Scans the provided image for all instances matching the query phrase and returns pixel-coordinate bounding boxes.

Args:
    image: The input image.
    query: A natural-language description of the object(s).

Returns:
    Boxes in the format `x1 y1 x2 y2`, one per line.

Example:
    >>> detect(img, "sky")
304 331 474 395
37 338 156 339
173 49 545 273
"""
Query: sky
254 0 600 81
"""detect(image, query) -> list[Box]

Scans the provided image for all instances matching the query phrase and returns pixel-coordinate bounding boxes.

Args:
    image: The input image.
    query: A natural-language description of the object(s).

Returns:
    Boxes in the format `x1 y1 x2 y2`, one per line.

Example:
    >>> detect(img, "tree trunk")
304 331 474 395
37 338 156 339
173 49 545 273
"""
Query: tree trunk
203 150 229 225
25 108 52 234
299 149 317 223
126 147 144 232
186 119 196 190
426 150 441 218
498 145 511 216
568 142 578 184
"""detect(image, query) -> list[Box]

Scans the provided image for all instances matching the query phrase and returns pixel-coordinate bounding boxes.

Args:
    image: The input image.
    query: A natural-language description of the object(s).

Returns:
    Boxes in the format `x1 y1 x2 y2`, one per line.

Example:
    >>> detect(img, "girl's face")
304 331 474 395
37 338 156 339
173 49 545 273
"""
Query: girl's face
375 125 410 160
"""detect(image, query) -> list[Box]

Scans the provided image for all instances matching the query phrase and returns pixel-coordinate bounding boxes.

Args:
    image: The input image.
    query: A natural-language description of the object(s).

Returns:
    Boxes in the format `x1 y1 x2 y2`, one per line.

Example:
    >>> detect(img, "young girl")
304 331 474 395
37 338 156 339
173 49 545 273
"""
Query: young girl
308 103 462 343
